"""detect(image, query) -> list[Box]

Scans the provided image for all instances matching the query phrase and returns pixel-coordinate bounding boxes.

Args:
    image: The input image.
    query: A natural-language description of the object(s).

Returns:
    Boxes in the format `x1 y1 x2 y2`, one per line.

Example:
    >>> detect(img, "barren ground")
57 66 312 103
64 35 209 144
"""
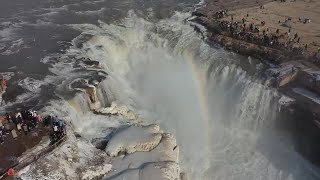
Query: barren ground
221 0 320 52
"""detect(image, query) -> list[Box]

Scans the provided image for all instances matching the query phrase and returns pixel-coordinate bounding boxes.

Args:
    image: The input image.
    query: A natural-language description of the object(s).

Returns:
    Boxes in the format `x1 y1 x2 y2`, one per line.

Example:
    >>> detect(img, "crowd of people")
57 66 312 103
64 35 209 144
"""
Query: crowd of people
0 111 66 145
213 9 229 19
43 115 66 145
213 7 320 59
217 19 307 55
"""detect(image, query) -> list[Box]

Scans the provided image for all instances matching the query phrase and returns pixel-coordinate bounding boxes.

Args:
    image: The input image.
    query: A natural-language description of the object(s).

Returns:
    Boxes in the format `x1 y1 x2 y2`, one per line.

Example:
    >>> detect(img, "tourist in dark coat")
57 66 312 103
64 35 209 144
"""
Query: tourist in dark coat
17 115 23 124
11 114 17 126
0 127 4 144
23 123 28 135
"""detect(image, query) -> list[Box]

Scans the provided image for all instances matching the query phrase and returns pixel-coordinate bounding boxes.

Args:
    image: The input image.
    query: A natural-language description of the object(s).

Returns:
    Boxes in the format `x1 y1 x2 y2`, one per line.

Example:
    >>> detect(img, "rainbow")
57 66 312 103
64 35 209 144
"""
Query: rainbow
184 51 213 161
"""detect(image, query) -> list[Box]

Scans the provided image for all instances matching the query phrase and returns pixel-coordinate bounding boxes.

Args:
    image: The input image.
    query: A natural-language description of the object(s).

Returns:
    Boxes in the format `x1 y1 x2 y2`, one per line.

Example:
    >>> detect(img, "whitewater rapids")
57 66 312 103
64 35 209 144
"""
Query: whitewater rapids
18 11 320 180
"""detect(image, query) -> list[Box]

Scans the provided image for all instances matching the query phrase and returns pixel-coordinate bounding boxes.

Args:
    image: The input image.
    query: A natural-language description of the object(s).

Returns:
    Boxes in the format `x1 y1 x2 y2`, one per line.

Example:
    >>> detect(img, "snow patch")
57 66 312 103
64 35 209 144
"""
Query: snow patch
293 87 320 104
81 164 112 180
19 135 111 180
97 102 141 122
105 133 179 179
279 95 295 106
106 125 162 157
108 162 180 180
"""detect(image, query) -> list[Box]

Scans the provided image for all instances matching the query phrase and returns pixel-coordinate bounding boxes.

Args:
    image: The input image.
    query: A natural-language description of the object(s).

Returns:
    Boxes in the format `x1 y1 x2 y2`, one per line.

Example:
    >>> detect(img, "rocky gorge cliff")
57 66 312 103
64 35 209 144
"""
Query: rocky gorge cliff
192 0 320 165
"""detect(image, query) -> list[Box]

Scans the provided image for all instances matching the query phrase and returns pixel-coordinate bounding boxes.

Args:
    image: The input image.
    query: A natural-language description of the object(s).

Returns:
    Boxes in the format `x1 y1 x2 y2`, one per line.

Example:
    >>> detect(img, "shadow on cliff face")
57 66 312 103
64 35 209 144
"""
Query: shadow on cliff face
289 105 320 167
255 109 320 180
256 130 320 180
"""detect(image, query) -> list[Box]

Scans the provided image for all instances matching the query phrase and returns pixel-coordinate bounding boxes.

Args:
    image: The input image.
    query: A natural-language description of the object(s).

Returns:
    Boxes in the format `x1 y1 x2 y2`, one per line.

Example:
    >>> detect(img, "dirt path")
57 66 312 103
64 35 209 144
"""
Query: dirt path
0 123 50 175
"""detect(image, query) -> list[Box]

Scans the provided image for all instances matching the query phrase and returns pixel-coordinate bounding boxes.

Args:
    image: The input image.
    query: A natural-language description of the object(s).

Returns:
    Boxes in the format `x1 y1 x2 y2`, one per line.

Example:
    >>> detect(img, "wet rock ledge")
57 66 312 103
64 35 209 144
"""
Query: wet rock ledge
192 0 320 165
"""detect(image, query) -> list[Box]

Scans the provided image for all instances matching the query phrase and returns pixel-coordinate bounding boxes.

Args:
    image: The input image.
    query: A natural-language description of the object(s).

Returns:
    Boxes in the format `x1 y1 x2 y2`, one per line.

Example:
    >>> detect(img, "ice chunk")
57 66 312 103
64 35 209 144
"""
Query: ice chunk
81 164 112 180
106 125 162 157
140 162 180 180
97 102 141 122
107 162 180 180
278 95 295 106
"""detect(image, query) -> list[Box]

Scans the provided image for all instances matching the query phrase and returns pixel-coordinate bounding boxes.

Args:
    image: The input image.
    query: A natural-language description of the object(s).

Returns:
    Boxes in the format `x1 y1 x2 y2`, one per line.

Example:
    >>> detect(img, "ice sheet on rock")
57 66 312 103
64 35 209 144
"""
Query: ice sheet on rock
293 87 320 104
106 133 179 178
81 164 112 180
140 162 180 180
73 113 124 139
278 95 295 106
300 69 320 83
107 162 180 180
267 63 294 78
106 124 162 157
97 101 142 122
19 135 111 180
106 169 140 180
311 71 320 81
16 165 30 177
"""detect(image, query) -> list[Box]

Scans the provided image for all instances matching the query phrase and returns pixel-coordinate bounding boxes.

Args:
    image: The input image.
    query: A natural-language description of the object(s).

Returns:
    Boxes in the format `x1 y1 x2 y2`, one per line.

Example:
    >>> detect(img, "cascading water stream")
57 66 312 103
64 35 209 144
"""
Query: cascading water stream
38 11 320 180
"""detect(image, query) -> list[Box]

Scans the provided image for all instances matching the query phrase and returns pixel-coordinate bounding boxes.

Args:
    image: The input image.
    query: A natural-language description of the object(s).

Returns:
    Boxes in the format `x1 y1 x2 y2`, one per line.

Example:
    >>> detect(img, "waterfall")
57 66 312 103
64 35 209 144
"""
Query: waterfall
39 11 320 180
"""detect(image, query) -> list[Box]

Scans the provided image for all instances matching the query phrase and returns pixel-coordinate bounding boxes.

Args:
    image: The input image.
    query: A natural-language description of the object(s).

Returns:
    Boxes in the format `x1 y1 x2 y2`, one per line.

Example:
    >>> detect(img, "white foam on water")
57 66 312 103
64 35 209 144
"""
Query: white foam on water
42 98 125 139
1 38 30 55
1 77 49 107
47 11 320 180
74 8 107 16
0 74 58 110
0 27 17 42
37 6 68 19
26 10 320 180
18 77 44 93
195 0 205 9
0 43 5 51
